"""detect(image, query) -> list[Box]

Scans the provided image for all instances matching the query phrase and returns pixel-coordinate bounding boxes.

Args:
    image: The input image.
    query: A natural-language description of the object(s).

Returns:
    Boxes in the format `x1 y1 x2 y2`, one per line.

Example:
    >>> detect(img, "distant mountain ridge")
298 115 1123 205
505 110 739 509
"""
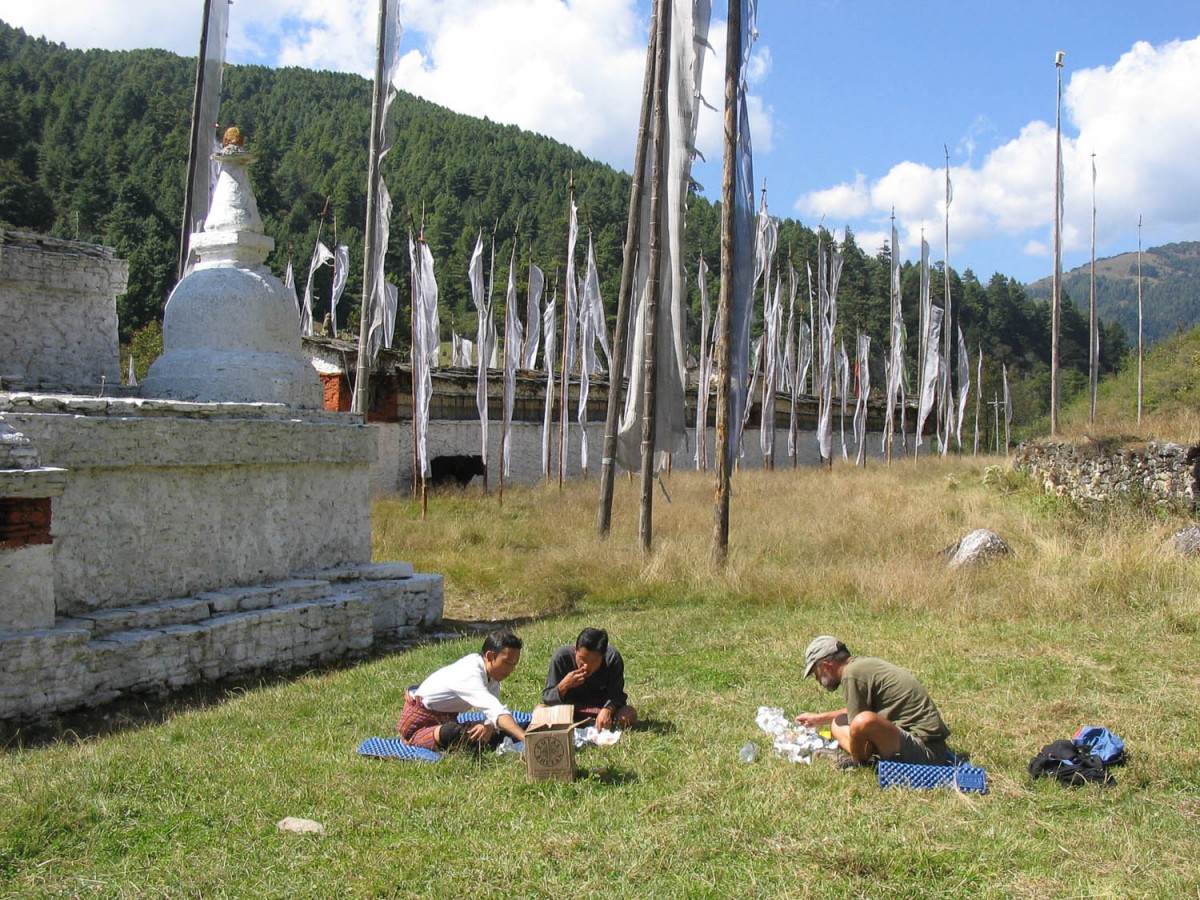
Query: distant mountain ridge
1026 241 1200 344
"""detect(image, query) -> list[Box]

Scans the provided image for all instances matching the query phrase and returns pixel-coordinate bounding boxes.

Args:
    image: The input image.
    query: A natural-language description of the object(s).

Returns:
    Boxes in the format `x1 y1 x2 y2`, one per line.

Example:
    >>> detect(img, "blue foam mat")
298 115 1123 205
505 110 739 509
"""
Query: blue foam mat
356 737 443 762
456 710 533 727
878 760 988 794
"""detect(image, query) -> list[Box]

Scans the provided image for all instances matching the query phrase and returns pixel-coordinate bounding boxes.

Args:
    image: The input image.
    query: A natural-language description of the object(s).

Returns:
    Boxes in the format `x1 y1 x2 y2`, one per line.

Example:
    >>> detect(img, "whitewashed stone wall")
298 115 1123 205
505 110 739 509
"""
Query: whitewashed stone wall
1014 440 1200 512
0 230 127 392
3 396 372 613
374 419 904 496
0 394 444 722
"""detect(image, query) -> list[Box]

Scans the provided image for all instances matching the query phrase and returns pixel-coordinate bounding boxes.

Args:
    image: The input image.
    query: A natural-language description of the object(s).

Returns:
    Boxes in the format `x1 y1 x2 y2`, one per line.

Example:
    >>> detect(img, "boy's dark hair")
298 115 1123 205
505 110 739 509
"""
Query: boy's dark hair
481 629 523 656
828 646 851 665
575 627 609 655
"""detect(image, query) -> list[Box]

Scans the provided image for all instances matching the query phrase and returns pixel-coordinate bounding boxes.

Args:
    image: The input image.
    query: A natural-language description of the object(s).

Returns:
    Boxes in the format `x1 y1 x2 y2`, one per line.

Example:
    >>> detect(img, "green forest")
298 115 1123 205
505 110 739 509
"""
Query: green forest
0 20 1131 425
1027 241 1200 345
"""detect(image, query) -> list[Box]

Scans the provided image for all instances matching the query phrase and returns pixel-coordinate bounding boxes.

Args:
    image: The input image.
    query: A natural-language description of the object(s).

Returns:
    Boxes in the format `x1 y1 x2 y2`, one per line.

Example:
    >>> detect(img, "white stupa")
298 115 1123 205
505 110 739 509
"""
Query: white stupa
143 130 322 408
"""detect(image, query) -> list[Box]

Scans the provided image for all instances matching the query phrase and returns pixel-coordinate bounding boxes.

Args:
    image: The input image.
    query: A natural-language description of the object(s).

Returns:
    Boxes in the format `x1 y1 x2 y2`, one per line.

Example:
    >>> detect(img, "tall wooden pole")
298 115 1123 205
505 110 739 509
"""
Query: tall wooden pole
178 0 214 280
638 0 671 555
712 0 740 568
558 186 573 491
1137 215 1144 424
596 3 659 537
942 144 953 453
1050 50 1064 436
1089 153 1098 424
353 0 390 421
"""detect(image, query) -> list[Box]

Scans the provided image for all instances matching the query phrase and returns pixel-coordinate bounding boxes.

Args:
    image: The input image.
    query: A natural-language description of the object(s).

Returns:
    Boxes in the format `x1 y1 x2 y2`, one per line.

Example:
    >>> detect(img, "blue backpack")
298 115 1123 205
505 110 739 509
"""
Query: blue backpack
1073 726 1126 766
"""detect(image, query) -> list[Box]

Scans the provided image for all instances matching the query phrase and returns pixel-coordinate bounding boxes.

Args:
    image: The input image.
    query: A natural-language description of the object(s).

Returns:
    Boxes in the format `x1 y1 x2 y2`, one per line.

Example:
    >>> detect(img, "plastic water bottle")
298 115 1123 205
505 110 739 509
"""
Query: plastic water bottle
738 741 758 763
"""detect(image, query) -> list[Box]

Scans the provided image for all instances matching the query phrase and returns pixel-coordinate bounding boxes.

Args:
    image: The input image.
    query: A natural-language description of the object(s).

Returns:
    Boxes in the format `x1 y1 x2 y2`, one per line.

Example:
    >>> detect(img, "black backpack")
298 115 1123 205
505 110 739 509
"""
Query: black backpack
1028 739 1115 786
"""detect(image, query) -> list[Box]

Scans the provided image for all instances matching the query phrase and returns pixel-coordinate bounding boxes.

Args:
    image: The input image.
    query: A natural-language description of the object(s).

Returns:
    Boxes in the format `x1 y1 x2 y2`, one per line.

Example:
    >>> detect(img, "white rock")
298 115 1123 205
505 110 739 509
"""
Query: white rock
277 817 325 835
944 529 1010 570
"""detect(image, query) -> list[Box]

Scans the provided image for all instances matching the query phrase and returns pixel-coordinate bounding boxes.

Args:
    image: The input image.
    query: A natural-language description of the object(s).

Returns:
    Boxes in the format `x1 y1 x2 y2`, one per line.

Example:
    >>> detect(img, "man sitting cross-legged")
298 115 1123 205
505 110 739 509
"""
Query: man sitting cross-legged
795 635 950 768
397 629 526 750
541 627 637 732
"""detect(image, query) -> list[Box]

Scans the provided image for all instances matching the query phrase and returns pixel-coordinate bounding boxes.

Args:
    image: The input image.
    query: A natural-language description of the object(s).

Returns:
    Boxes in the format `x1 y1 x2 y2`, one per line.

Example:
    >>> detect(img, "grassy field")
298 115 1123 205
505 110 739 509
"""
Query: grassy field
3 455 1200 898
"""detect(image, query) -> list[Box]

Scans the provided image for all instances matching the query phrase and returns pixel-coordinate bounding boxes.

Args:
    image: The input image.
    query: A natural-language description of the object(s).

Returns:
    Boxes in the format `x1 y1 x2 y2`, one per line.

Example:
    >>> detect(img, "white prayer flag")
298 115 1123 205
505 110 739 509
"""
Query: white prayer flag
469 233 494 465
760 277 782 462
838 339 850 461
1003 362 1013 452
302 240 334 337
522 263 544 371
408 235 439 478
501 248 523 478
956 325 970 448
329 244 349 338
541 292 557 477
694 256 712 469
284 260 299 320
854 333 871 466
916 305 943 449
617 0 713 472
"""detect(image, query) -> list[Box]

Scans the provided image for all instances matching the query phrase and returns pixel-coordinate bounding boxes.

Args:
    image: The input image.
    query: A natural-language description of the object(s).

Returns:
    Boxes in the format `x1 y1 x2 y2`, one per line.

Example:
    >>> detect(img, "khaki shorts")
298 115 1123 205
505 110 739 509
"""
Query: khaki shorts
897 730 948 765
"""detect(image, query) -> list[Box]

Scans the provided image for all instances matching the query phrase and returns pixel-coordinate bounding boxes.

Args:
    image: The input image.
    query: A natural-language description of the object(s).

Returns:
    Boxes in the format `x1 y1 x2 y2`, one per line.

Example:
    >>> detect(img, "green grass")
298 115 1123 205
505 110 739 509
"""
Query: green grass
4 458 1200 897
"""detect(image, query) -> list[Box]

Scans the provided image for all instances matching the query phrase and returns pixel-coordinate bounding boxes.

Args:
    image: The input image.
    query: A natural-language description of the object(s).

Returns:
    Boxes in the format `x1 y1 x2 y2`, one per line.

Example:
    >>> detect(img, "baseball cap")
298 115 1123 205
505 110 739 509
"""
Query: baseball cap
803 635 844 678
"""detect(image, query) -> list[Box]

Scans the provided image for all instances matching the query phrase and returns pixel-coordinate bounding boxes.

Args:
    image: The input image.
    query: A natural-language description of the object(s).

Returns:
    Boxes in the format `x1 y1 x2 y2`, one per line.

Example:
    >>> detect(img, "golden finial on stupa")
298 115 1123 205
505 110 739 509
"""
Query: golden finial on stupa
221 126 245 148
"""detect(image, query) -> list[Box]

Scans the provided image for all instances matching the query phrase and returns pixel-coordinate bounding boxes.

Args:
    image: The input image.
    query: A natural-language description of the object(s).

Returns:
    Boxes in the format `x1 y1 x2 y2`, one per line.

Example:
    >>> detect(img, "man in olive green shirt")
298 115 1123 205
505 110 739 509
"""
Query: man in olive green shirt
796 635 950 767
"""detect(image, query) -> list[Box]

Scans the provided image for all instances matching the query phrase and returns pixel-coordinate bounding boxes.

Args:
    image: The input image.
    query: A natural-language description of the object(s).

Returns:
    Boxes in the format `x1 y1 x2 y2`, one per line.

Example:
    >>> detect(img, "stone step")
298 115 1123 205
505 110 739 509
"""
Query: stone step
59 578 333 638
295 561 415 582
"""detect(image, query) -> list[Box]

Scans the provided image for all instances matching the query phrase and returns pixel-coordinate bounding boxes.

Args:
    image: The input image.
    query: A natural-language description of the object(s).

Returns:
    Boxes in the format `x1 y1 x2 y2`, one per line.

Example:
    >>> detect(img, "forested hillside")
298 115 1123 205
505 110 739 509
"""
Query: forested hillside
1026 241 1200 344
0 20 1129 425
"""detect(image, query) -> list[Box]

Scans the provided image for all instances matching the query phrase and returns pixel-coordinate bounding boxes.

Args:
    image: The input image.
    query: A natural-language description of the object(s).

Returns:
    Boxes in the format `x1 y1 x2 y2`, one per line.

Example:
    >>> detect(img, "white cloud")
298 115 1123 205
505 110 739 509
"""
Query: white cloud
797 173 871 220
792 34 1200 269
694 20 775 176
0 0 200 54
390 0 647 168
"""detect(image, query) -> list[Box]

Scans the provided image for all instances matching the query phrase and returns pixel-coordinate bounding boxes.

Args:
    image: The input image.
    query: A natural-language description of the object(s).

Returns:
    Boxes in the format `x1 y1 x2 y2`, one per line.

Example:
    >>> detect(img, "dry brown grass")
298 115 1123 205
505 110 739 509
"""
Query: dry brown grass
373 452 1195 633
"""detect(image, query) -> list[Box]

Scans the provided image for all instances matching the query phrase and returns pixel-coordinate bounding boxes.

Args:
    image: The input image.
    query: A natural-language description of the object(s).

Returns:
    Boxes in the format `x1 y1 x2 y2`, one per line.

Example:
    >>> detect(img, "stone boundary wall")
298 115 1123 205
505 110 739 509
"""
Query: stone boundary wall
1013 440 1200 513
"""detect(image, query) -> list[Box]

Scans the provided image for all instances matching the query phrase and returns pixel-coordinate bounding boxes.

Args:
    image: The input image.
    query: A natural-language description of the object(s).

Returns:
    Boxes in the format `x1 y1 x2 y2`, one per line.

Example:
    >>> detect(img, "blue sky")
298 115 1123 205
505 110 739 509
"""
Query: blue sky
3 0 1200 283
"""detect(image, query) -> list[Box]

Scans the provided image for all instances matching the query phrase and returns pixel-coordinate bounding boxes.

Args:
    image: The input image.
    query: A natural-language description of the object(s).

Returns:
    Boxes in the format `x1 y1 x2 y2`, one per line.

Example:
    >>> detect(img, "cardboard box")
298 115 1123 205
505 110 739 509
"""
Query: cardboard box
524 705 580 782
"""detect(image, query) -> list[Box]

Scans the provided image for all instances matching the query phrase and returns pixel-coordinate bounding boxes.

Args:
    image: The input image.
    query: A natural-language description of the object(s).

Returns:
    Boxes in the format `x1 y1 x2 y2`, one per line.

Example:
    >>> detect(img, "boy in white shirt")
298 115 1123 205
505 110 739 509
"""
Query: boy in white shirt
397 629 527 750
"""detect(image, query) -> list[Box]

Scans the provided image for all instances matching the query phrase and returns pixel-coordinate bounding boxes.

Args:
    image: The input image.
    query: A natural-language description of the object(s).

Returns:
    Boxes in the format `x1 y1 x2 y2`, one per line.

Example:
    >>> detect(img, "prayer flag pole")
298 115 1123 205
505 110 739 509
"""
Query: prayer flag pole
638 0 671 555
712 0 741 567
353 0 391 420
595 0 657 536
1137 214 1144 424
1050 49 1065 436
1089 152 1098 424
